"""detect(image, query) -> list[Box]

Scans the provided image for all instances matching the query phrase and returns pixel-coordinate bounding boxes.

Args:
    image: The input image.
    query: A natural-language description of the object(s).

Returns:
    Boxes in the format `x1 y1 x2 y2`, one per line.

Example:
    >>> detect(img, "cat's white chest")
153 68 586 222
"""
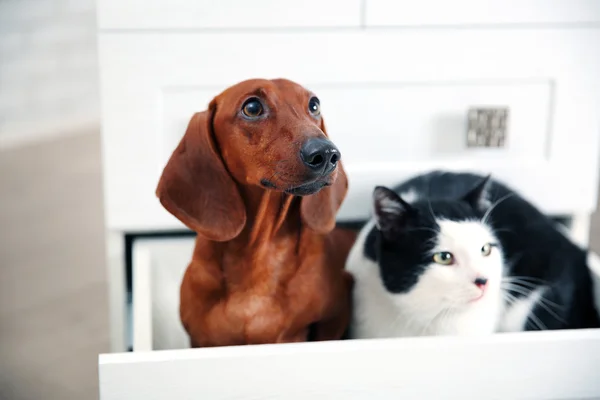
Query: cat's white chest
427 301 501 336
498 287 545 332
350 265 501 338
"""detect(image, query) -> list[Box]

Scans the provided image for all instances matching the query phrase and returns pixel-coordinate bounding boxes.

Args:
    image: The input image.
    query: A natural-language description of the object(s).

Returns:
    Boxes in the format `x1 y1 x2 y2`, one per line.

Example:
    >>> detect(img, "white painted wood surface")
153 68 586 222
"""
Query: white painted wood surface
105 232 127 353
160 82 551 167
132 242 153 351
131 238 190 352
148 237 192 350
97 0 362 30
366 0 600 26
99 328 600 400
98 29 600 232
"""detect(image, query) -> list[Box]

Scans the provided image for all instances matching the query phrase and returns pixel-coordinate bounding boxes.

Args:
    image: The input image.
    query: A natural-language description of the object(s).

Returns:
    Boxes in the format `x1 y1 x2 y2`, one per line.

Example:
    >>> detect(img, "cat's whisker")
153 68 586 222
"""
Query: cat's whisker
502 284 529 299
418 316 433 336
426 193 436 222
532 297 566 325
503 280 564 310
502 279 538 290
502 291 516 302
503 291 519 302
502 284 555 305
502 283 564 311
529 293 564 311
420 306 453 336
502 296 516 308
502 284 565 327
503 292 521 310
501 284 535 296
443 305 459 332
435 308 453 335
504 292 548 330
481 193 515 226
537 296 563 310
526 310 548 331
501 280 540 292
503 276 548 285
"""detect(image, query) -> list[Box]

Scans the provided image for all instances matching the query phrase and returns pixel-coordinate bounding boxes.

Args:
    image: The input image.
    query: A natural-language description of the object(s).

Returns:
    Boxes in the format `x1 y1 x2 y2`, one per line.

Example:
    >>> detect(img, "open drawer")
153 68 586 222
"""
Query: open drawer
101 233 600 399
129 226 600 350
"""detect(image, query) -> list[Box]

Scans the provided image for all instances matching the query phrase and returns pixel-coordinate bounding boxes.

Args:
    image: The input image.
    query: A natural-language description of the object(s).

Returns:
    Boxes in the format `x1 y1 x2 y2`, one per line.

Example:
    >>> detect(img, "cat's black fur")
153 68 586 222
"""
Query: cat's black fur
369 170 600 331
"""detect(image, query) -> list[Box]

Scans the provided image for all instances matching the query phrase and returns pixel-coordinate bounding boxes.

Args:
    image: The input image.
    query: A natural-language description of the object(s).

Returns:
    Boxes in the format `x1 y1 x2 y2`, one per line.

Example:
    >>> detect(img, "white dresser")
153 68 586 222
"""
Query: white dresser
97 1 600 398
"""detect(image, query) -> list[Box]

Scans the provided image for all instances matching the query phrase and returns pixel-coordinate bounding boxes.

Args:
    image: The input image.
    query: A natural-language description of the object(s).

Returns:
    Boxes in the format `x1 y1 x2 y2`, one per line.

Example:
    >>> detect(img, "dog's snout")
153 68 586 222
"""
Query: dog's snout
300 138 340 174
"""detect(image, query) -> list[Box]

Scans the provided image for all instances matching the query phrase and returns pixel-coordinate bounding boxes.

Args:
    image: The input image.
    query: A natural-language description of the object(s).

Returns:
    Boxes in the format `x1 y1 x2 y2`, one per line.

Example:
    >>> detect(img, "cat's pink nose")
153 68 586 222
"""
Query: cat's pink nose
474 277 488 289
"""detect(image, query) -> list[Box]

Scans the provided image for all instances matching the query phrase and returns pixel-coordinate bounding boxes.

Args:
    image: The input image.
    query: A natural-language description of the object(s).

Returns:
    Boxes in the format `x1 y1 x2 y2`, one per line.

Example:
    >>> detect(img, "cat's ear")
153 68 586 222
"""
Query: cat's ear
373 186 413 234
462 174 492 210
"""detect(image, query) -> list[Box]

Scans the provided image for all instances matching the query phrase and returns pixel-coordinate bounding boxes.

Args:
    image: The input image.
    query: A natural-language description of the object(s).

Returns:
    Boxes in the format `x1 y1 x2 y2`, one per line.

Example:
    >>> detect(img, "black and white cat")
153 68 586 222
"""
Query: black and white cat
346 170 600 339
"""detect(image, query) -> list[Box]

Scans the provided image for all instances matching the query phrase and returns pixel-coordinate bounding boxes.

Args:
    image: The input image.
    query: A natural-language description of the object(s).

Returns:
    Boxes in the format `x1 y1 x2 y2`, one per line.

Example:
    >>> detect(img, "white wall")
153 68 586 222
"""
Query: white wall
0 0 100 148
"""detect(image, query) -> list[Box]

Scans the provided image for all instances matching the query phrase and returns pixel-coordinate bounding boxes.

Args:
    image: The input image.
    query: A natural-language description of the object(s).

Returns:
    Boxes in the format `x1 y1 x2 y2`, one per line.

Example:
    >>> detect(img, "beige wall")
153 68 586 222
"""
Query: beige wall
0 0 100 148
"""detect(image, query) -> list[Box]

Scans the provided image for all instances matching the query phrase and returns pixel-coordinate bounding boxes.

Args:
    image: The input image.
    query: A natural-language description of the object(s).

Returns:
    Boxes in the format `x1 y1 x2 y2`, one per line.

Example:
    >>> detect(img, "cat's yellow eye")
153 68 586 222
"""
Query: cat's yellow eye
481 243 493 257
432 251 454 265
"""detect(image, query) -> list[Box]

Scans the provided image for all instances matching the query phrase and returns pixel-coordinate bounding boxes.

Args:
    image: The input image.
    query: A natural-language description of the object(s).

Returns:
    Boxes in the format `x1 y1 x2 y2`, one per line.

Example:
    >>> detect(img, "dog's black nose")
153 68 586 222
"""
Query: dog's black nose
300 138 340 174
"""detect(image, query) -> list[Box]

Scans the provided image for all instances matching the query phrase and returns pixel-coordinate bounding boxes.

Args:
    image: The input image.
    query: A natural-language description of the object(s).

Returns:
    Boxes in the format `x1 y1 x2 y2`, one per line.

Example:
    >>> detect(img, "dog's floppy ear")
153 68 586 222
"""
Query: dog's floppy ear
156 104 246 241
301 117 349 234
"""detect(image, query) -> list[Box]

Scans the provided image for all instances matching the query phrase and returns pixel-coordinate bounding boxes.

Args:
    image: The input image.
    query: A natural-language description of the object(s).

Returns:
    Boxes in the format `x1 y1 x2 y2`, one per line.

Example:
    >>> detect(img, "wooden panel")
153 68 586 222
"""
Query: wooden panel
99 328 600 399
97 0 362 30
97 29 600 231
366 0 600 26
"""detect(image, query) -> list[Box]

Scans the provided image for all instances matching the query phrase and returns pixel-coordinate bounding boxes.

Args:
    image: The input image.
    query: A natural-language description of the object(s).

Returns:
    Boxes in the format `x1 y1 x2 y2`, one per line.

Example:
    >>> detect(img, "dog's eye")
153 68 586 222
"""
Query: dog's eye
432 251 454 266
308 97 320 117
242 98 264 118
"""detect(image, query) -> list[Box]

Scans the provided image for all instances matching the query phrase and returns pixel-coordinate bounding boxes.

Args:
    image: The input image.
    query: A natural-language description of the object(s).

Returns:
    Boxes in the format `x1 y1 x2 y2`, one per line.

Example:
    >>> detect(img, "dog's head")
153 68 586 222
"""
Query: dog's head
156 78 348 241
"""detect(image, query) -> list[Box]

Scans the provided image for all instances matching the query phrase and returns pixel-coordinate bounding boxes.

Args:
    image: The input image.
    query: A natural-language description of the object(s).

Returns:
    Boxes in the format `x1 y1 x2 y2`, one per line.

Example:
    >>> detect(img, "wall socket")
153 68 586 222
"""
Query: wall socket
466 107 509 148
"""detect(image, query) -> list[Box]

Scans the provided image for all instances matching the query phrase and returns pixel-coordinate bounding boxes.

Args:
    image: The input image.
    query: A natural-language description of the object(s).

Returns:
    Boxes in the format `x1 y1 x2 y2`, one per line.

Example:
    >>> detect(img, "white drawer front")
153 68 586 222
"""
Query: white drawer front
366 0 600 26
98 29 600 231
100 329 600 400
97 0 362 30
314 83 550 164
161 82 551 169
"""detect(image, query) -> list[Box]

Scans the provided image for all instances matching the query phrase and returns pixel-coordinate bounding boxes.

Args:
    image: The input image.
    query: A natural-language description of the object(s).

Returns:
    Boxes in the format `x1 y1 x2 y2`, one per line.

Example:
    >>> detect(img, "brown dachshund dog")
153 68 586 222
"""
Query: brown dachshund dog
156 78 357 347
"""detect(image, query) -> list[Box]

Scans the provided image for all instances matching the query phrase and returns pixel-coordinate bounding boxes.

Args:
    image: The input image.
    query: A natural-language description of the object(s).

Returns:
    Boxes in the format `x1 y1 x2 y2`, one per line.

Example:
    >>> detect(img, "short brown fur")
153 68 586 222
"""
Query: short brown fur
156 78 356 346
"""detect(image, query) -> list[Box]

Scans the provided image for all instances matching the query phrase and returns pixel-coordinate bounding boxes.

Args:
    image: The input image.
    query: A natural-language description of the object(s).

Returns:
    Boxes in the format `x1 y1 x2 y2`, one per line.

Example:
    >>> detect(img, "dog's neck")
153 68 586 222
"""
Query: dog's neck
194 184 305 258
191 185 307 288
238 185 300 246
